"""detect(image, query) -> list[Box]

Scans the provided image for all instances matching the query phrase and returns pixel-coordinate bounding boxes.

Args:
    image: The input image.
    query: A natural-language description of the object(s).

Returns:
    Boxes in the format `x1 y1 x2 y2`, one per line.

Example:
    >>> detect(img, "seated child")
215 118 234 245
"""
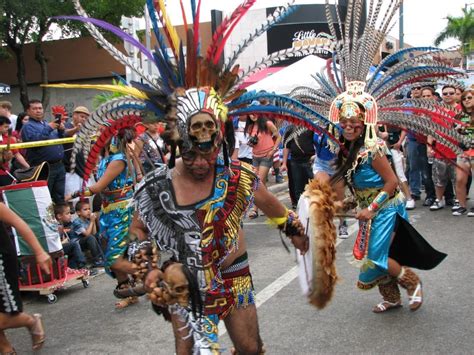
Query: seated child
53 203 87 269
71 200 104 267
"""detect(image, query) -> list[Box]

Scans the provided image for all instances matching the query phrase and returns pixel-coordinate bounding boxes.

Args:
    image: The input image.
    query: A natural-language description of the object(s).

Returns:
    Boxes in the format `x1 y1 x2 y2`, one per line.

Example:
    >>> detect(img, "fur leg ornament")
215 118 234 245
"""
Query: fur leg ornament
397 267 423 311
373 278 402 313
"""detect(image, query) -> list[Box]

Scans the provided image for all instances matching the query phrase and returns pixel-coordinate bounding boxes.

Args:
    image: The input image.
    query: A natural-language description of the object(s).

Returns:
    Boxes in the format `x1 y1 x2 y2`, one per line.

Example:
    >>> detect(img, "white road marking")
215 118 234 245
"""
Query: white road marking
219 219 359 336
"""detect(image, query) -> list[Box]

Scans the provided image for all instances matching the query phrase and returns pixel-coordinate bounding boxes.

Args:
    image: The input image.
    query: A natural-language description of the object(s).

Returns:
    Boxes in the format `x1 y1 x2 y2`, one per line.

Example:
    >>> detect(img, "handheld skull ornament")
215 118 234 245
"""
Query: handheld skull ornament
188 112 218 153
161 263 190 307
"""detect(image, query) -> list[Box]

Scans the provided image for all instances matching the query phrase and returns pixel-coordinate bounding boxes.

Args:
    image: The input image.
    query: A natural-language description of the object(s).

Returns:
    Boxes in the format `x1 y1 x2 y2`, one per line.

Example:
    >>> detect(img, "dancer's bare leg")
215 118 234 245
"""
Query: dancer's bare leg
224 305 263 355
171 312 193 355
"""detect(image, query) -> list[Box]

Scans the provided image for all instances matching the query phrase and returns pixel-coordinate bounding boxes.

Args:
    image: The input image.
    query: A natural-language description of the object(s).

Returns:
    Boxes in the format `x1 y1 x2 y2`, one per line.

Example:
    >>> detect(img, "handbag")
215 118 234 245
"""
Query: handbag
13 162 49 182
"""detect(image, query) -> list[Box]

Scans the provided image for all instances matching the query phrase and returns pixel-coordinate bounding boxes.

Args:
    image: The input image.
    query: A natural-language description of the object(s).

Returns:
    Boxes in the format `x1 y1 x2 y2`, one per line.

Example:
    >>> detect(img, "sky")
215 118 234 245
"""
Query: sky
163 0 470 49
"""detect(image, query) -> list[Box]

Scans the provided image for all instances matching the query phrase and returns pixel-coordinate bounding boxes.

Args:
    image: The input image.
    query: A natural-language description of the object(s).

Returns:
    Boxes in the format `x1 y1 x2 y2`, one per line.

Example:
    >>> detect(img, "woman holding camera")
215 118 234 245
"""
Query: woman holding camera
244 113 281 219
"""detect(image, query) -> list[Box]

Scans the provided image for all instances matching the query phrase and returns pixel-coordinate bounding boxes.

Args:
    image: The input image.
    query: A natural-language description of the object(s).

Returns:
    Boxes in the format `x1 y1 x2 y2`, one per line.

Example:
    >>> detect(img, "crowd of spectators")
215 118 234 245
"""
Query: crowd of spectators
0 84 472 271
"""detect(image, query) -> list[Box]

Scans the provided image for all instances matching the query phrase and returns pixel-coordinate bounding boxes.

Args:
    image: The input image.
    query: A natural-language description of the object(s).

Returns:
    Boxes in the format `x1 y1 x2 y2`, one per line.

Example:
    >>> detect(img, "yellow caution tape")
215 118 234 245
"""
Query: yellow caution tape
0 137 76 150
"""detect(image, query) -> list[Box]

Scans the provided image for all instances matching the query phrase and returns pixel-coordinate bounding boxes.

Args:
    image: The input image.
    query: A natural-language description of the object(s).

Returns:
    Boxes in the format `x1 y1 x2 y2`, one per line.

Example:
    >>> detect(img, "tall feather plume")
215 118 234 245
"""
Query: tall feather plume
367 46 441 89
70 0 158 89
68 97 146 171
154 0 181 59
56 16 155 65
82 115 141 187
206 0 256 65
232 45 327 91
193 0 202 55
146 0 170 64
224 1 297 71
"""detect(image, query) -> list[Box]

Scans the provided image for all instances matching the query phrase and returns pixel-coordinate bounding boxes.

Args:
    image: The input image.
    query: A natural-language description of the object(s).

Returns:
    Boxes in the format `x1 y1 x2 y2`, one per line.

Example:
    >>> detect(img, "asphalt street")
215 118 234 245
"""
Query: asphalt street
6 186 474 354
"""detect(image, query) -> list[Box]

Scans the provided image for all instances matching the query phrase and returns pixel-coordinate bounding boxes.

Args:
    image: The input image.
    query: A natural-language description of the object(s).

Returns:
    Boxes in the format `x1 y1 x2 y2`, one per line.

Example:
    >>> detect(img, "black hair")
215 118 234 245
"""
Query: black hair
26 99 42 110
15 112 28 132
0 116 11 126
223 118 235 159
330 102 367 185
441 85 456 93
330 130 365 186
75 200 90 212
244 115 269 137
53 202 70 217
181 264 203 319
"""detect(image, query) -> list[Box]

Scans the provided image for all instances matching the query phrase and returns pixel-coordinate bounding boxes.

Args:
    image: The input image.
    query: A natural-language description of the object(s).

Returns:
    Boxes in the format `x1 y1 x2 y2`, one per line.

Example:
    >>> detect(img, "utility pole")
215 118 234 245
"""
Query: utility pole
399 0 404 49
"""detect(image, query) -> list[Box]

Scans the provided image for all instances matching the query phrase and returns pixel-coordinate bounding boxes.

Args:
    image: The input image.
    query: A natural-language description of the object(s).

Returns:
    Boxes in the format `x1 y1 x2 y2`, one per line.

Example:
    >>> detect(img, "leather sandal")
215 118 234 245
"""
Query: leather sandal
248 210 259 219
115 296 139 310
408 282 423 311
1 348 17 355
30 313 45 351
114 284 146 298
372 301 402 313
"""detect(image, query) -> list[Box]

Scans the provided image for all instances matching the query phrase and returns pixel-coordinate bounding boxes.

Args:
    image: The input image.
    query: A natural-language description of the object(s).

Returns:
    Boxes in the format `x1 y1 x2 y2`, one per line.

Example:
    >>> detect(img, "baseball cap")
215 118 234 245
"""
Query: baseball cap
73 106 90 115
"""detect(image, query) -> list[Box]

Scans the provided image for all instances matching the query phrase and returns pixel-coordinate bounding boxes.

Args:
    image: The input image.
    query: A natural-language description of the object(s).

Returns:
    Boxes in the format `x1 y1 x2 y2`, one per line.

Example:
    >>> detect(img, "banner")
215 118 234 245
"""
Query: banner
1 181 63 256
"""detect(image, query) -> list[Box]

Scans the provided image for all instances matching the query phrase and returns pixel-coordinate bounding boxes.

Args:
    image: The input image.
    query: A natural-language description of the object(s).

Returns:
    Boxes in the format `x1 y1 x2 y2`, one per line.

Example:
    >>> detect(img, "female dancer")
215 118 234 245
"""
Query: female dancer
0 203 51 353
71 127 138 309
453 89 474 216
244 112 281 218
330 97 445 313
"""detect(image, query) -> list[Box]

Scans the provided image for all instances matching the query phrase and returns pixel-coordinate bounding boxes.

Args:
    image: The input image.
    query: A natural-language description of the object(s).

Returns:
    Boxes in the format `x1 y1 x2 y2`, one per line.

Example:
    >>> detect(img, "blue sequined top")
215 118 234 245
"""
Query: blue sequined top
96 153 135 203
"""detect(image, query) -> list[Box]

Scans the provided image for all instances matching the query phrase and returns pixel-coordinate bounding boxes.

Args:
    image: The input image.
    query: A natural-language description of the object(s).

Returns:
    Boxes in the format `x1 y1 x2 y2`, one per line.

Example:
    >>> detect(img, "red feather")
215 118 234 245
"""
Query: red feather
206 0 256 65
154 0 179 59
51 105 67 118
376 71 461 101
179 0 188 31
82 116 141 190
193 0 202 56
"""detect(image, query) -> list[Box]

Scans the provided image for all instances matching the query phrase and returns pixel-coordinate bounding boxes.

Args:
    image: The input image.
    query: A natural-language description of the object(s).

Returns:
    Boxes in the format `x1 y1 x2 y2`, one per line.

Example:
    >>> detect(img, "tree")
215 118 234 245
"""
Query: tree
434 7 474 69
0 0 145 110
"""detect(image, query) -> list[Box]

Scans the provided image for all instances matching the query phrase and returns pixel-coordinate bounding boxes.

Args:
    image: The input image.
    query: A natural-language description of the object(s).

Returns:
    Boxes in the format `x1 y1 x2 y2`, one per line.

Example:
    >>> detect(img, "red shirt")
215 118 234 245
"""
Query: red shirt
0 134 17 175
431 111 457 160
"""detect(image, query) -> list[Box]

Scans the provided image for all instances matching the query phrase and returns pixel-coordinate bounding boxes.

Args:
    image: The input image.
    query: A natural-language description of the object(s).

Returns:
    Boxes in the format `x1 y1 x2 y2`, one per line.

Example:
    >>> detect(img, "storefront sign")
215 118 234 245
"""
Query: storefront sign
0 83 10 95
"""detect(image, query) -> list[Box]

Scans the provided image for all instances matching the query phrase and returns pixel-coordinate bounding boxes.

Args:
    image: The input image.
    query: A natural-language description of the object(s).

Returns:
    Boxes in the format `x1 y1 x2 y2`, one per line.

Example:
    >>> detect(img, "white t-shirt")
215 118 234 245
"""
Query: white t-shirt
234 120 253 159
9 114 17 130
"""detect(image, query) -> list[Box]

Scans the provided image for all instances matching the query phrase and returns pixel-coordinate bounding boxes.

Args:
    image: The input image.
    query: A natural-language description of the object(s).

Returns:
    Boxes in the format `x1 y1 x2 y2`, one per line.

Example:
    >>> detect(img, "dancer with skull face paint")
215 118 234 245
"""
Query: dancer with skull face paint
131 87 307 354
51 0 467 351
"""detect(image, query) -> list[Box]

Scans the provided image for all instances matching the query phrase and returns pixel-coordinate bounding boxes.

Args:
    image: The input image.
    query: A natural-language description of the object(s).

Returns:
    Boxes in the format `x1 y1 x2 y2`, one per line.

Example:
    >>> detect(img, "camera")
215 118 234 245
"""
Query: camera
247 135 259 147
54 113 62 124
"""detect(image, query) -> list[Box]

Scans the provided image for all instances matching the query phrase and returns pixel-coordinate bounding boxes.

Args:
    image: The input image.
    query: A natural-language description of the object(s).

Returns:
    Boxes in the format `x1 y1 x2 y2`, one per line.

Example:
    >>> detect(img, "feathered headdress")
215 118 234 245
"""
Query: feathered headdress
288 0 470 155
46 0 340 172
51 105 68 119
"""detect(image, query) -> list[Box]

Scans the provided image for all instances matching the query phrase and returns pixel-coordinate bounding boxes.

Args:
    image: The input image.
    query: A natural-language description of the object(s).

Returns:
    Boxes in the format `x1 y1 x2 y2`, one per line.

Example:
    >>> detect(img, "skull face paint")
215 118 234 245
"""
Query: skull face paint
188 112 218 153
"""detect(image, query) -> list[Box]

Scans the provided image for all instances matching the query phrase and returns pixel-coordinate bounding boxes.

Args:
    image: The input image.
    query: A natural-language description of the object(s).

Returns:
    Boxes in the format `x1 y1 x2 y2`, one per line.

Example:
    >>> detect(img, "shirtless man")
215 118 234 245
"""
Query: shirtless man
130 102 307 354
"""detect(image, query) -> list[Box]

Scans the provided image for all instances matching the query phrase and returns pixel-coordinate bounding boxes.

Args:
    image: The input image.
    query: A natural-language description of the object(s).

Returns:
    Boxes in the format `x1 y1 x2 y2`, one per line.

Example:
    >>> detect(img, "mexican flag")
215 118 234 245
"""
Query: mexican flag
1 181 62 256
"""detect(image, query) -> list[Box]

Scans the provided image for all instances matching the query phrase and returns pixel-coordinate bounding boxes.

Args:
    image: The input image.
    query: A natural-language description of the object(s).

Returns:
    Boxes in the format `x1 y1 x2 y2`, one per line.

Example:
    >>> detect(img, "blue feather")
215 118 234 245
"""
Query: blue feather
145 102 166 117
178 42 186 87
371 65 464 95
313 73 337 97
146 0 170 64
229 91 338 131
109 103 147 112
111 72 128 85
230 105 340 146
190 0 196 21
367 46 442 89
153 46 178 90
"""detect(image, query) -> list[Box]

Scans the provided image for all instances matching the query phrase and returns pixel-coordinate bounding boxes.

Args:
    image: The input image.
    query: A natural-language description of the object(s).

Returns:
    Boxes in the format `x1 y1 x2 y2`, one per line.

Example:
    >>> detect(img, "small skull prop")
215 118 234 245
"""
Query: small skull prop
188 112 218 152
161 263 189 307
